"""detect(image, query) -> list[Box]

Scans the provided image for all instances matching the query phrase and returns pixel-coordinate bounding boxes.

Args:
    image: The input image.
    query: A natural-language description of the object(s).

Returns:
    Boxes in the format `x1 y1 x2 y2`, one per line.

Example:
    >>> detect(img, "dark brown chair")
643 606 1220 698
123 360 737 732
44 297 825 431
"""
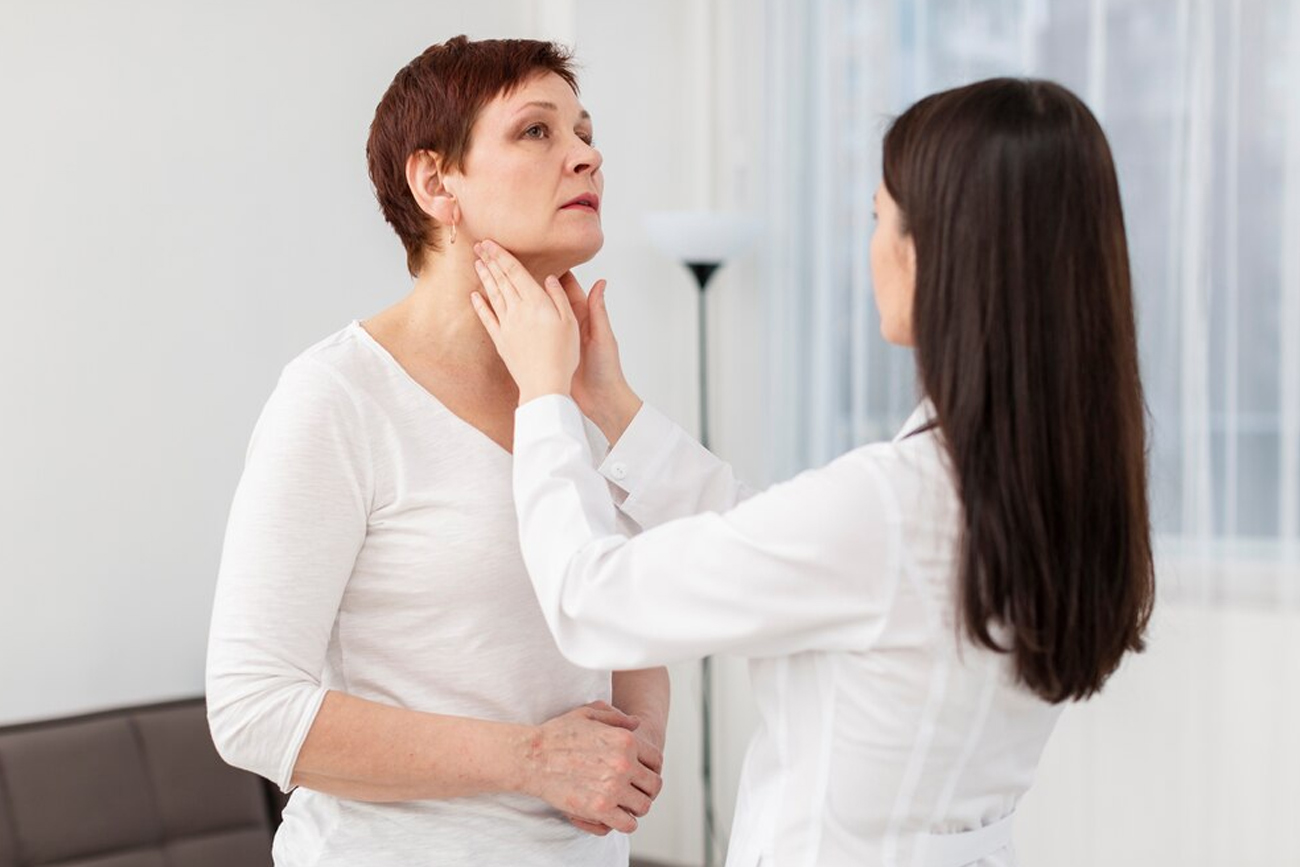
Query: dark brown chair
0 698 279 867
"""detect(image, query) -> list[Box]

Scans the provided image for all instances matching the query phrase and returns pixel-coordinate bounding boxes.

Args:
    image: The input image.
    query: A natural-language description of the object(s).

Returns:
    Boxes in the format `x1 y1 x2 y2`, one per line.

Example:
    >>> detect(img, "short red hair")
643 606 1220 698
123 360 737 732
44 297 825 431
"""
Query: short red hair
366 35 579 276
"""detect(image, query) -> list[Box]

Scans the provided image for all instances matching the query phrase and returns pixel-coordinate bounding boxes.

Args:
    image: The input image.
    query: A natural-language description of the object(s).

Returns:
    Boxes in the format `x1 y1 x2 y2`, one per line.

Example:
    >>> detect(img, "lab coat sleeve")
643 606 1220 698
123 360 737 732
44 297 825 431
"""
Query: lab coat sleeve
205 359 370 792
597 402 754 529
580 414 642 530
514 395 902 669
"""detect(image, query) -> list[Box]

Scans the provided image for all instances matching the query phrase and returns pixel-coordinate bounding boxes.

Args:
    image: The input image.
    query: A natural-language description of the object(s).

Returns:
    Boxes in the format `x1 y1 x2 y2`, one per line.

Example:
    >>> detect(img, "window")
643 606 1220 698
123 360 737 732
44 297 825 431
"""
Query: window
759 0 1300 586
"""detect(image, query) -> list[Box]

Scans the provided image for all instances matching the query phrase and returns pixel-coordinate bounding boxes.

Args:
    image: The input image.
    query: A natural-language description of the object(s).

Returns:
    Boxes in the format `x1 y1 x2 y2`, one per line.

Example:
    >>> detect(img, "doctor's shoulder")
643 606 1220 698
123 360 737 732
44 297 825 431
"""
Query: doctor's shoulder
840 428 962 532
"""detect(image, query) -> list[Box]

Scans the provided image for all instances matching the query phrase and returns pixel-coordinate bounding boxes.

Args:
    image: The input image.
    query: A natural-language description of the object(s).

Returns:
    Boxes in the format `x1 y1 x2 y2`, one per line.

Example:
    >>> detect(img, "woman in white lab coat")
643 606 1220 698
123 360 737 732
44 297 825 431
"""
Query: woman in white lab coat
469 78 1155 866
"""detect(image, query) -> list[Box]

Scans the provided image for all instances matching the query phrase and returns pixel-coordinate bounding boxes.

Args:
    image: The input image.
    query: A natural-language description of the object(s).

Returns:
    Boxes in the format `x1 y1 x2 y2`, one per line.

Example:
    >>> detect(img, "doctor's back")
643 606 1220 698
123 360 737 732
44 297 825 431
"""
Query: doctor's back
728 419 1071 867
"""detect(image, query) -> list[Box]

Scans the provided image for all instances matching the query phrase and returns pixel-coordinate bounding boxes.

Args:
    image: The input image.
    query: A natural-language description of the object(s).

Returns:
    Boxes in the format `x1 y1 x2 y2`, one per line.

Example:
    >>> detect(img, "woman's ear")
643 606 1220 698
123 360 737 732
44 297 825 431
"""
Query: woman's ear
405 149 459 225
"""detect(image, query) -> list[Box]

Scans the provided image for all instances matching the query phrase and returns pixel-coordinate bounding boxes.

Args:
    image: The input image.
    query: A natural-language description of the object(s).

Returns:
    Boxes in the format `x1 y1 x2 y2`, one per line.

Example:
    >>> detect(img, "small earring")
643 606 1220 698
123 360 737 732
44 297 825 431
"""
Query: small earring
449 221 457 245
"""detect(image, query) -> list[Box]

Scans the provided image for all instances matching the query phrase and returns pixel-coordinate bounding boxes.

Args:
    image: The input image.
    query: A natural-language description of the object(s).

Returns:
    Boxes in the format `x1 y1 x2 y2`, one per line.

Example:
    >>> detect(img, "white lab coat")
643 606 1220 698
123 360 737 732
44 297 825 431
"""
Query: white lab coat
512 396 1065 867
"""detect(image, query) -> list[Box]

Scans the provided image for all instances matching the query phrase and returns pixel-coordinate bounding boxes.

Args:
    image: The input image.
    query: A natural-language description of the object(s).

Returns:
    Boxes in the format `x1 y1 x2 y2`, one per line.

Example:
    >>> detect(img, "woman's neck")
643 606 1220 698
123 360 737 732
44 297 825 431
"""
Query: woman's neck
372 242 566 377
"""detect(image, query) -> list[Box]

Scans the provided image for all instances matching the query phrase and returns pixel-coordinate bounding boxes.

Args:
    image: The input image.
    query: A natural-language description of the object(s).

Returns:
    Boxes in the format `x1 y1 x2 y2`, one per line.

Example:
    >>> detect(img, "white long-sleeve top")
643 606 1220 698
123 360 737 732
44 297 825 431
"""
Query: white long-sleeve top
513 395 1065 867
206 323 628 867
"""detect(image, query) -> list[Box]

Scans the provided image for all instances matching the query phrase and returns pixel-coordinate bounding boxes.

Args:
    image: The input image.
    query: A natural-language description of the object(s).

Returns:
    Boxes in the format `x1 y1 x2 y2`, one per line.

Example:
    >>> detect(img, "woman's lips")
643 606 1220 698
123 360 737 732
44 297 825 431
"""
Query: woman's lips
560 194 600 213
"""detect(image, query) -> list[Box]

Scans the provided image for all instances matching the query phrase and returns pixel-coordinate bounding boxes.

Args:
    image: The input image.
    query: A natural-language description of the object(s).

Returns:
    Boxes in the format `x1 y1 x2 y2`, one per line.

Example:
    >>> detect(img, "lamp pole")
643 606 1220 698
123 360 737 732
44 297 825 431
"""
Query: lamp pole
687 260 721 867
689 262 720 452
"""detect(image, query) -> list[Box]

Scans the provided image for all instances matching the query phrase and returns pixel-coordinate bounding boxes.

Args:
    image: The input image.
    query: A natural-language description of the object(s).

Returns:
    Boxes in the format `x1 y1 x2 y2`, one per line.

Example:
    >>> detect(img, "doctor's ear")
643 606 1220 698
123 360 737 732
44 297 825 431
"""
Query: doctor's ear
405 149 459 225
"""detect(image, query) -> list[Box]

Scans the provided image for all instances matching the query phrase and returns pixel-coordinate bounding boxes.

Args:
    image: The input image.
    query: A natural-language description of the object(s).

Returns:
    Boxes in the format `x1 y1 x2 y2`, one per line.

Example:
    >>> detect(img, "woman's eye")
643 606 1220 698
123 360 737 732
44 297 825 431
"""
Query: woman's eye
579 132 594 146
523 123 548 139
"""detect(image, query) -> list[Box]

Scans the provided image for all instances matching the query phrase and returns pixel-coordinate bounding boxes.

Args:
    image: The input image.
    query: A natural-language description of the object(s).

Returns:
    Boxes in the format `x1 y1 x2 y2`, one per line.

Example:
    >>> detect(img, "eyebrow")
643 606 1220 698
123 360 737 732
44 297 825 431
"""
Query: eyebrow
514 100 591 121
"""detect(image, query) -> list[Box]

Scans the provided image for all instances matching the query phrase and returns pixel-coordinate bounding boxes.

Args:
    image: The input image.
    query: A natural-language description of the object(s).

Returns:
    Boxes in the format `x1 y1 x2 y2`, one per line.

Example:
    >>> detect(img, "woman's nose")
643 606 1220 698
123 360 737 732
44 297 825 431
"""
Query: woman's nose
571 140 603 176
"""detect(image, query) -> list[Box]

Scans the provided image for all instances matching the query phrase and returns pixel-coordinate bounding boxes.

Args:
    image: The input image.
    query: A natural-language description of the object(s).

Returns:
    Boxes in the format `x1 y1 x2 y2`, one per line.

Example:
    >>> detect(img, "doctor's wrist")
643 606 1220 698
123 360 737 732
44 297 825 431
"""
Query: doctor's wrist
517 382 572 406
584 386 643 447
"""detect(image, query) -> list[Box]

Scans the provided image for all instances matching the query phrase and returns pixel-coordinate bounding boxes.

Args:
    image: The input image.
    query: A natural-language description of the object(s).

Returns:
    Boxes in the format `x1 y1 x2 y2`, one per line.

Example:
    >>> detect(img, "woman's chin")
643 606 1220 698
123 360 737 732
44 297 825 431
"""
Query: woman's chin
567 237 604 267
523 236 604 275
561 227 604 262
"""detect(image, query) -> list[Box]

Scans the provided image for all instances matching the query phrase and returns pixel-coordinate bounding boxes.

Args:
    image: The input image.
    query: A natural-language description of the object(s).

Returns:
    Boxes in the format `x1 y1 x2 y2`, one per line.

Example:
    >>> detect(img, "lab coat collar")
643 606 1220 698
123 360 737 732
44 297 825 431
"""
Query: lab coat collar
894 399 937 442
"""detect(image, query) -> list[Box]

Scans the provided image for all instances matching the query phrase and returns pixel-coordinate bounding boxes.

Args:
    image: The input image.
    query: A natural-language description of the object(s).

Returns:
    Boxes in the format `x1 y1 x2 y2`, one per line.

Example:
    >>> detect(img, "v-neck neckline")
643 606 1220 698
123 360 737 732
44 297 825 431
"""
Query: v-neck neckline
350 320 515 460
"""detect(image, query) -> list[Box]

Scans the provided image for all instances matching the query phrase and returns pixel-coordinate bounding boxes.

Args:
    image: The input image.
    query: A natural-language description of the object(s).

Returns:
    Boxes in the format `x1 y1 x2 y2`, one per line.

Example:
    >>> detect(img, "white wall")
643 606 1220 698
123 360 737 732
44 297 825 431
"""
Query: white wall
1016 599 1300 866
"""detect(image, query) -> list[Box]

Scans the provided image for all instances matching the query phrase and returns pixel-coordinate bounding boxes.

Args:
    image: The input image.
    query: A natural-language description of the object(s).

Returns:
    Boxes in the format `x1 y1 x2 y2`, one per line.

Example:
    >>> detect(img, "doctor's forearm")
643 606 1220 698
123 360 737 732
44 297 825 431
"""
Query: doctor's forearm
582 384 643 448
611 667 670 748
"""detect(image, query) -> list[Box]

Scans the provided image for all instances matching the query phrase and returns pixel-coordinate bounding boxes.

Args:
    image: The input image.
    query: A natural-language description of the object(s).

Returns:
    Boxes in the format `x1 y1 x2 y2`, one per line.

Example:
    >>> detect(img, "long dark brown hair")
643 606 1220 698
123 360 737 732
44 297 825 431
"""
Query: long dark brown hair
883 78 1154 703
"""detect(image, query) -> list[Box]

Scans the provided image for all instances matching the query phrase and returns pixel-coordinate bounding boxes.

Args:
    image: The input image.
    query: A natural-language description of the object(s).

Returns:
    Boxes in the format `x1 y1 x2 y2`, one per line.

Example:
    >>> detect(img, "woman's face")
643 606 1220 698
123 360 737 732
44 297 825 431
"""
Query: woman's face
447 72 603 274
869 182 916 346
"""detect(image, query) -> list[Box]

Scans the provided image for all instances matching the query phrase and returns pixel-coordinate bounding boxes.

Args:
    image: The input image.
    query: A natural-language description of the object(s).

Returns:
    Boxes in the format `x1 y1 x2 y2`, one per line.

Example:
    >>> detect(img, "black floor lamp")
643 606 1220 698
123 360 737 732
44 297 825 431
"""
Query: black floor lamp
643 210 760 867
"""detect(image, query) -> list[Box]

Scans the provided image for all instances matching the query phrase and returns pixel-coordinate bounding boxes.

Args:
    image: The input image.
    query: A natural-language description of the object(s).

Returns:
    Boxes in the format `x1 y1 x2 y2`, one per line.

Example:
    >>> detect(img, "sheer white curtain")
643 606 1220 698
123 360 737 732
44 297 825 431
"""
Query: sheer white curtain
759 0 1300 603
759 0 919 480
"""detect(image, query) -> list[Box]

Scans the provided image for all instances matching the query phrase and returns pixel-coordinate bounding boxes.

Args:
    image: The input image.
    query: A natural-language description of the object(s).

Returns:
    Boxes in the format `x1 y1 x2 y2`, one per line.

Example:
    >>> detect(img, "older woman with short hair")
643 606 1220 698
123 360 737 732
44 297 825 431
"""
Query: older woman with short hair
206 36 667 866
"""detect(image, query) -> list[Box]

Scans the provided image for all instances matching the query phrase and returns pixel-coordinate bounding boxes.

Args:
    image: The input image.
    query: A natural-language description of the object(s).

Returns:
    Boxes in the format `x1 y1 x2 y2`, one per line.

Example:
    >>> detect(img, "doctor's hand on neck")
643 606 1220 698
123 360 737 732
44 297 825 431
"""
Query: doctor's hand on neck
472 239 643 445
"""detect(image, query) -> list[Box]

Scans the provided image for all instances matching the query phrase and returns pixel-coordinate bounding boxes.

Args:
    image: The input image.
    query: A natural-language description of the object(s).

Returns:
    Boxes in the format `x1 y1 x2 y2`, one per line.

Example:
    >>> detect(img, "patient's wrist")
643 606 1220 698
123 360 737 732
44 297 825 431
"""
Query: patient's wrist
512 723 545 798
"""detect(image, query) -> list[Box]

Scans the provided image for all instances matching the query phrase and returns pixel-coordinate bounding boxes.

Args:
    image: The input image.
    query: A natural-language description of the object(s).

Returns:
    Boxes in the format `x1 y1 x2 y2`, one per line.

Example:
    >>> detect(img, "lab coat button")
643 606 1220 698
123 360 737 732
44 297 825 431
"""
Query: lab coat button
610 462 628 480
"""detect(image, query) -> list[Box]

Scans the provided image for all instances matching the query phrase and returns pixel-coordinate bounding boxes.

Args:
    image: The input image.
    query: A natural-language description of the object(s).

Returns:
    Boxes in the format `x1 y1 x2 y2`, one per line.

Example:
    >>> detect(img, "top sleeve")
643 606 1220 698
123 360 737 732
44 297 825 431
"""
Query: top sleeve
596 402 754 529
205 358 371 792
513 395 902 669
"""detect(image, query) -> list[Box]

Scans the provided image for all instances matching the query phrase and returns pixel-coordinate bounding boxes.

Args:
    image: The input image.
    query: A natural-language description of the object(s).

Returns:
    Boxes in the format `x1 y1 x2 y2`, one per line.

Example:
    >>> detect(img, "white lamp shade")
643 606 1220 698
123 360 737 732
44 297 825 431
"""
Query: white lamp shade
642 210 763 265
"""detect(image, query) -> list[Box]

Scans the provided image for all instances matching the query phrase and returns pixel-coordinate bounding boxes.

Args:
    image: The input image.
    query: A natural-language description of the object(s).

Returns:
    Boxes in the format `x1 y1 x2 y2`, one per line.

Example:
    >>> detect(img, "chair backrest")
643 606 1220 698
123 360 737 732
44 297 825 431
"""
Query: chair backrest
0 698 278 867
